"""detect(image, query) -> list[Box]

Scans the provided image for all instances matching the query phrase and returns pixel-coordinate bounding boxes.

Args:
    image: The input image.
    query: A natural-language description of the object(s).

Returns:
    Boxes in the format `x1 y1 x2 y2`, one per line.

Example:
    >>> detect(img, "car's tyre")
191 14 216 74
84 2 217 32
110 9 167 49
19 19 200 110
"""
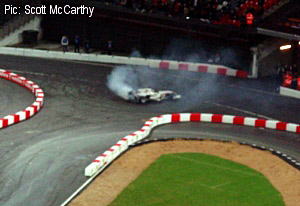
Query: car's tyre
134 97 140 103
140 97 147 104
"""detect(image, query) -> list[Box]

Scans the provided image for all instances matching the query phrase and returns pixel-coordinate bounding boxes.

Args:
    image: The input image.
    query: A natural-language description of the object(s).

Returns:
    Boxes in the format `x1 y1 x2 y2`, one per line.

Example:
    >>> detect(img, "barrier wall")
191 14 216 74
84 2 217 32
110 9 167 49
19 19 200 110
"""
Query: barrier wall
85 113 300 176
0 47 249 78
0 69 44 128
280 86 300 99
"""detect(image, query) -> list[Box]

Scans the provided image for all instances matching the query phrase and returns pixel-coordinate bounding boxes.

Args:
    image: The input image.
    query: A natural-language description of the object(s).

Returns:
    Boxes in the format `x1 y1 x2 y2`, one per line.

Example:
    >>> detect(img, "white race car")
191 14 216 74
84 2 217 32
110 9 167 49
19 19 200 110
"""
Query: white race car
128 88 181 103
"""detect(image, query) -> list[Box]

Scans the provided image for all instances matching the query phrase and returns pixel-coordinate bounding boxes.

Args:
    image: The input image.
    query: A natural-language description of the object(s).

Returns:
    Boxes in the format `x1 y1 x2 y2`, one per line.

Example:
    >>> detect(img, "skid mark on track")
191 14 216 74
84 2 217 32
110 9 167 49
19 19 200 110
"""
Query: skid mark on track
12 69 275 121
10 70 102 83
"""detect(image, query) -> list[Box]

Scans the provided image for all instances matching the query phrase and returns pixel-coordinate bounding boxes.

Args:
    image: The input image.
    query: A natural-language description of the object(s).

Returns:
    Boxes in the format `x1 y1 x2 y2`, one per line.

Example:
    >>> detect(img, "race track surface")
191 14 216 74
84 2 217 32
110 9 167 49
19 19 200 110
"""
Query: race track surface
0 55 299 206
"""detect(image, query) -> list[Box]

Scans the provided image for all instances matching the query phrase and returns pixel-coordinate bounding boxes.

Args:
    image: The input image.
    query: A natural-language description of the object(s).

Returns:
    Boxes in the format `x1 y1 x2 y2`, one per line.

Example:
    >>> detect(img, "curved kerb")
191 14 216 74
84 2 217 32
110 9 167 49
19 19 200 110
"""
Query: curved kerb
85 113 300 176
0 69 44 128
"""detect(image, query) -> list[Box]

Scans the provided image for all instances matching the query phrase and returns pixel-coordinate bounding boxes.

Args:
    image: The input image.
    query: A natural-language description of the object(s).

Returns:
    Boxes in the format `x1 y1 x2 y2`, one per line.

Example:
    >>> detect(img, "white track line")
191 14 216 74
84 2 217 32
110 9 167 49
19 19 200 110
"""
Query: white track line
60 162 110 206
212 182 231 189
198 183 225 191
169 154 263 178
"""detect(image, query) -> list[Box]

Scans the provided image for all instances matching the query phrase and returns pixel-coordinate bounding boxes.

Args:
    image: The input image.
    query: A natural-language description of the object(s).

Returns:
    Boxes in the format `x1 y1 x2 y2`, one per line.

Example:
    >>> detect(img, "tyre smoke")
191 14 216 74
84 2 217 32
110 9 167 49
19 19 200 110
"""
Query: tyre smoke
107 66 138 100
107 42 249 110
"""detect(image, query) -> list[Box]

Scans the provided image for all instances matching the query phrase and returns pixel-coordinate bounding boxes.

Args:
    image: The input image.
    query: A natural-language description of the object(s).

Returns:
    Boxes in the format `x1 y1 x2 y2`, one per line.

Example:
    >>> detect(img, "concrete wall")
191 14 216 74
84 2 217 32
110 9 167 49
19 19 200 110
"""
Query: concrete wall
0 16 42 47
280 86 300 99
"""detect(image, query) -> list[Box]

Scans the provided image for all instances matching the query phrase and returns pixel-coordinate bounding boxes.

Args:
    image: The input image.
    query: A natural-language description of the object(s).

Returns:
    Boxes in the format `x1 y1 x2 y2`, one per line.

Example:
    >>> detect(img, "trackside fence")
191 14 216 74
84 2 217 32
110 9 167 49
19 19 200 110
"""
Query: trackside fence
0 47 249 78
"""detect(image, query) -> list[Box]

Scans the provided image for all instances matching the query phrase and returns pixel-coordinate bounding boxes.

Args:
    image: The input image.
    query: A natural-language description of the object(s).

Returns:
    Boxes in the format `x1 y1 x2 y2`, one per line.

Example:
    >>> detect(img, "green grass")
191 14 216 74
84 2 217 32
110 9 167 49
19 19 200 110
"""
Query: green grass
109 153 284 206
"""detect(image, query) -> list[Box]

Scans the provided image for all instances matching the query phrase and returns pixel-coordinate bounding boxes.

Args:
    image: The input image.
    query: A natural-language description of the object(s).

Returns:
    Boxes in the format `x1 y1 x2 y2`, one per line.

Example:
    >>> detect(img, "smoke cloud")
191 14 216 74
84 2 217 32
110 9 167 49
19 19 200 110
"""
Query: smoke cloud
107 66 138 100
106 62 219 112
106 40 251 112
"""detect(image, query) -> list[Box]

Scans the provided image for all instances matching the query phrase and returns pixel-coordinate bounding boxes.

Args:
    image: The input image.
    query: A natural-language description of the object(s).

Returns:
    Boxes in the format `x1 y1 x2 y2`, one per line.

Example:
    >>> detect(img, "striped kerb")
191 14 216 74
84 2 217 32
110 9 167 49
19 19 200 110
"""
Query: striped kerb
31 105 38 113
198 65 208 72
233 116 245 125
23 110 31 119
190 113 201 122
171 114 180 122
159 62 169 69
236 70 248 78
12 114 20 123
178 64 189 71
255 119 266 127
0 70 44 129
276 122 287 131
212 114 223 123
217 68 227 75
1 118 8 127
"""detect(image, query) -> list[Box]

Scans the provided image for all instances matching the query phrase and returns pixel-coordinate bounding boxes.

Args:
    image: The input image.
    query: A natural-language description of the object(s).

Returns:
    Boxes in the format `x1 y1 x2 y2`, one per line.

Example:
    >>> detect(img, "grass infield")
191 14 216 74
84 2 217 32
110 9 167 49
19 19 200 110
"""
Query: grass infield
109 153 284 206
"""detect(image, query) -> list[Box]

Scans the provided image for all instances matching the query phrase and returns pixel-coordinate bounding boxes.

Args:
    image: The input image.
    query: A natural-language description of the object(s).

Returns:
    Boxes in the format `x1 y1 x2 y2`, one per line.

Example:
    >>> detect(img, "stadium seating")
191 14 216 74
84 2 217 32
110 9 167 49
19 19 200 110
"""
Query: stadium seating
104 0 282 27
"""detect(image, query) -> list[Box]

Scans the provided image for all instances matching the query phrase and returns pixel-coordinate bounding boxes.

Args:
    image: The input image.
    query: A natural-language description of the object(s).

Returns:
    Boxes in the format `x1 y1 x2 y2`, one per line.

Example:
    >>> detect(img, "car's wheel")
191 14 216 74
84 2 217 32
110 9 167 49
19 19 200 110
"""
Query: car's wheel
140 97 147 104
165 94 174 100
134 97 139 103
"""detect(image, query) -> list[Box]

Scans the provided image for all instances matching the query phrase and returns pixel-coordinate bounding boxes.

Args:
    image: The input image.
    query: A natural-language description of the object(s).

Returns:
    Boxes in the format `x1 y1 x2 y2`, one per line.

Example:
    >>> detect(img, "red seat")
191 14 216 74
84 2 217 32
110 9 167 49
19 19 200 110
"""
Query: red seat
240 4 246 10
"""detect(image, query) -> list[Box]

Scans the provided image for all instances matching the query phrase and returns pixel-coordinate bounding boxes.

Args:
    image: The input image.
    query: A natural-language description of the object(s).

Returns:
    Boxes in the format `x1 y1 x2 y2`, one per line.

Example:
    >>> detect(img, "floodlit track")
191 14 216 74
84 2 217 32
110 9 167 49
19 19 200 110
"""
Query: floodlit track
0 55 299 206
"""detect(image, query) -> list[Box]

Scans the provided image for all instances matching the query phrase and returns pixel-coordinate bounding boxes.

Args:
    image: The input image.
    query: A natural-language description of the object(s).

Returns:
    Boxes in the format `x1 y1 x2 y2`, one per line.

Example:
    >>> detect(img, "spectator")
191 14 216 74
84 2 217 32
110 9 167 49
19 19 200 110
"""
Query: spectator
292 64 297 75
111 0 281 27
208 54 214 63
276 64 284 87
107 40 113 55
230 0 237 12
246 12 254 26
283 71 293 88
173 2 181 16
61 35 69 52
183 4 189 17
84 40 90 53
214 53 221 63
74 35 80 53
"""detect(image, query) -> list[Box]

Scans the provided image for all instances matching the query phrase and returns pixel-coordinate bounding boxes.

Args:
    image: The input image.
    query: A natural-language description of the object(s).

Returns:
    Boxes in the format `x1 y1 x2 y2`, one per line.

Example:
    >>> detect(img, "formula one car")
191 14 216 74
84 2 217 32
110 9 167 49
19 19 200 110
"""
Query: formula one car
128 88 181 103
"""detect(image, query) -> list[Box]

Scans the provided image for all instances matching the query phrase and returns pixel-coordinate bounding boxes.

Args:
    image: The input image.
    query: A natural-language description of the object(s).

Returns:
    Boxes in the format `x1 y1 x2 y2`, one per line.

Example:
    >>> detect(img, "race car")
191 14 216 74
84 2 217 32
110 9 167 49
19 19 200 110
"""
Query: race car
128 88 181 103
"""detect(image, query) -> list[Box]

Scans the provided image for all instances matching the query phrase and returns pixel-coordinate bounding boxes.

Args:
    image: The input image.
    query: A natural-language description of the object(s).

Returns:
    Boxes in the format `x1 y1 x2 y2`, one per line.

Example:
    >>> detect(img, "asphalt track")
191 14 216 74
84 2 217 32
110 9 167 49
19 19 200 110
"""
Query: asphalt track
0 55 299 206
